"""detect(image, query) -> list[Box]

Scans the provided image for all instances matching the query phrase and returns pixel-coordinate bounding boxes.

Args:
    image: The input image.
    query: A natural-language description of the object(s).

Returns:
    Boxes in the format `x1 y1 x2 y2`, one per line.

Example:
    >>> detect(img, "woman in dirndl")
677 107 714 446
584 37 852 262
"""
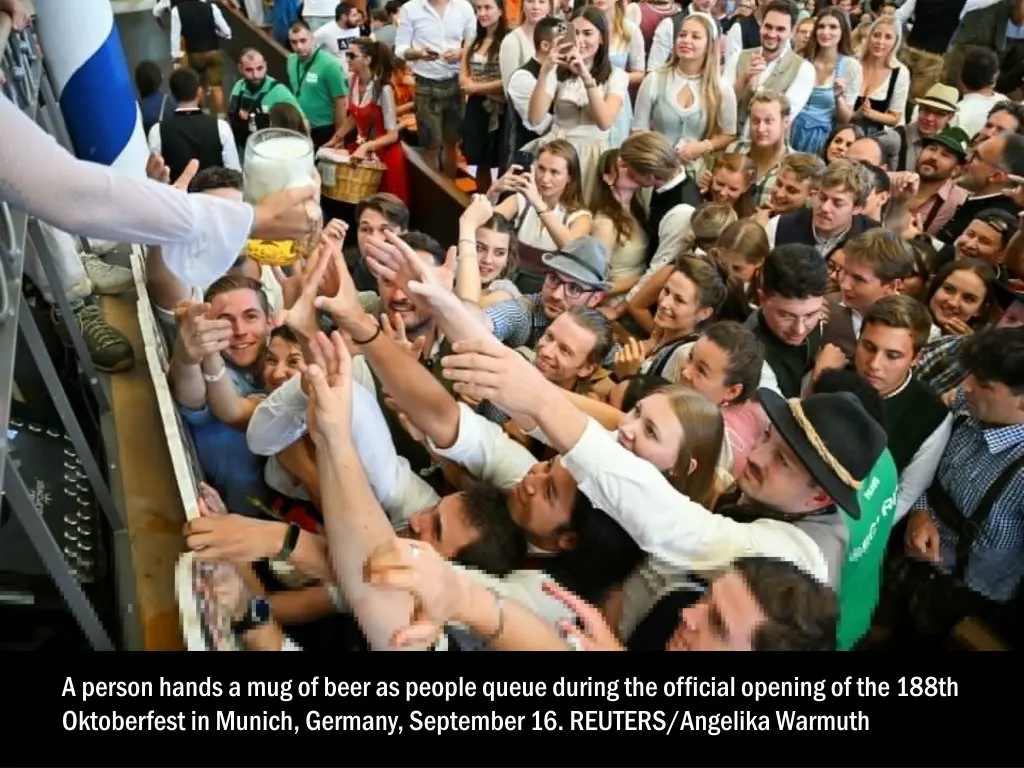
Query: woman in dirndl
789 8 861 155
341 38 410 204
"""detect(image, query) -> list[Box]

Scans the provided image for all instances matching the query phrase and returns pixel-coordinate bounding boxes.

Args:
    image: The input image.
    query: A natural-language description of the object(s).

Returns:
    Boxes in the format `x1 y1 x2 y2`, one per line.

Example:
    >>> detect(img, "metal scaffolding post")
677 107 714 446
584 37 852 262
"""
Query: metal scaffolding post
1 9 135 651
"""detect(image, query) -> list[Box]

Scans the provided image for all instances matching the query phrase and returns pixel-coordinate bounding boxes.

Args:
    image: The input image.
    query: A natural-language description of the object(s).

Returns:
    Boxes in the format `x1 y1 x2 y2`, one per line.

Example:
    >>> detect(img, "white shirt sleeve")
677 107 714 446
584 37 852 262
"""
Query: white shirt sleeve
170 7 183 60
380 85 398 130
508 71 553 132
428 403 537 489
395 10 413 59
561 418 830 581
499 31 525 91
895 0 916 23
632 72 658 132
725 22 744 65
718 80 738 135
894 413 953 522
785 59 817 118
624 202 694 301
722 48 742 91
218 119 242 170
625 21 646 72
0 94 253 287
212 5 233 38
245 375 439 524
842 57 862 107
889 66 911 122
625 2 641 27
647 17 675 72
764 214 779 248
147 122 162 156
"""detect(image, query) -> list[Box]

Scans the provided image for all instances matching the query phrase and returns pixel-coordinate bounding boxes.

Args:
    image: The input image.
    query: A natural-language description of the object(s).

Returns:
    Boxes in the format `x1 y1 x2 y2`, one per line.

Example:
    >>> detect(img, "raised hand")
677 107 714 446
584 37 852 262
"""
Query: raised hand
363 538 464 649
273 240 332 338
613 337 646 380
303 331 353 446
441 335 547 414
381 313 427 361
174 301 232 365
312 237 364 325
542 581 625 651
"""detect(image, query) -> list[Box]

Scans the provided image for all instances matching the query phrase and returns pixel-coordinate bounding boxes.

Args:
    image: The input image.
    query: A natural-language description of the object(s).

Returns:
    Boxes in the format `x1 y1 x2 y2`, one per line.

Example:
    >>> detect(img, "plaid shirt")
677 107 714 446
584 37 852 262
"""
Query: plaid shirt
913 335 968 397
485 293 550 350
911 390 1024 602
725 140 791 208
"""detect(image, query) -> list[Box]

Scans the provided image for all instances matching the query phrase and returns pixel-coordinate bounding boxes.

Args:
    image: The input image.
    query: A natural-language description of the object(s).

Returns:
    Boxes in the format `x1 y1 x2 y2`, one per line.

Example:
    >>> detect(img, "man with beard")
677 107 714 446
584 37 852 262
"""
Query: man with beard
485 237 610 350
226 48 305 152
935 132 1024 244
876 84 959 172
970 100 1024 148
905 126 970 237
438 321 892 649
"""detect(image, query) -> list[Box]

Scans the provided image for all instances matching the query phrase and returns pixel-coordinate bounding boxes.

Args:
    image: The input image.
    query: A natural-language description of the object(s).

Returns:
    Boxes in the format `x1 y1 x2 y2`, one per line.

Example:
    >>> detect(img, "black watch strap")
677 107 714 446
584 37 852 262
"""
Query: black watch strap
277 522 301 561
232 596 272 635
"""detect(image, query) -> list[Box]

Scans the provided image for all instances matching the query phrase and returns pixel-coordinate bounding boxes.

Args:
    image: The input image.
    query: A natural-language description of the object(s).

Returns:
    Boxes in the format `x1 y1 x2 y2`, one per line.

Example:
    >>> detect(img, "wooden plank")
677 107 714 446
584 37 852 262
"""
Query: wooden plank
100 294 186 651
218 1 290 83
404 145 471 247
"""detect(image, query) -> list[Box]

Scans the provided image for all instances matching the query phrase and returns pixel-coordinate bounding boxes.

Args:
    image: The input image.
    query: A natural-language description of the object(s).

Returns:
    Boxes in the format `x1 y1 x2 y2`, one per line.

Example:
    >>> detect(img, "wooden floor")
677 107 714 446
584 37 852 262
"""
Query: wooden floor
100 293 185 651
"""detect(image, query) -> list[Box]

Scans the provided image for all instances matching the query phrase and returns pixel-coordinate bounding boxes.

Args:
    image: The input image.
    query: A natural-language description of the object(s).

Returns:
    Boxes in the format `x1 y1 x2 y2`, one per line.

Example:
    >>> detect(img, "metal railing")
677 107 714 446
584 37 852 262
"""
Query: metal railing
0 7 136 651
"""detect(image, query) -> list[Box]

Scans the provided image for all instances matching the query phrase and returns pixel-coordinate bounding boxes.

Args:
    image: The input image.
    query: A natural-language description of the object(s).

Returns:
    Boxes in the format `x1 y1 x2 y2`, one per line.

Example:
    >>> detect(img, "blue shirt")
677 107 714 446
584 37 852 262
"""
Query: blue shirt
180 366 271 516
140 90 176 135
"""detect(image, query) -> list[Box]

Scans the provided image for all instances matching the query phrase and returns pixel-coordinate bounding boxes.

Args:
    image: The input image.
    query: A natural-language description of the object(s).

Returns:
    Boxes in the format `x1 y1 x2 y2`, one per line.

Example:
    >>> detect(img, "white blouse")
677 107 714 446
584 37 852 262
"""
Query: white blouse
610 19 646 73
860 62 911 123
514 194 592 252
499 27 535 91
632 69 738 142
541 66 630 140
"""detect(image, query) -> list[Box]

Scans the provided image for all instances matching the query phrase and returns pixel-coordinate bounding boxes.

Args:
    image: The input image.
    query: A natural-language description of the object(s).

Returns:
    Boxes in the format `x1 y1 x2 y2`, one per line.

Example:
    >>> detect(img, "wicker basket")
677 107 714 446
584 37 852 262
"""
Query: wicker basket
320 156 386 204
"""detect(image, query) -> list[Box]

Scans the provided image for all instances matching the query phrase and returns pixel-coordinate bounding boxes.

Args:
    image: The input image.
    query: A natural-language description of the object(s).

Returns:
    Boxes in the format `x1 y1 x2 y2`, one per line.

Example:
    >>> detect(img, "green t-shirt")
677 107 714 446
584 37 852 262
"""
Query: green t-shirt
836 448 899 651
229 76 303 112
287 50 349 129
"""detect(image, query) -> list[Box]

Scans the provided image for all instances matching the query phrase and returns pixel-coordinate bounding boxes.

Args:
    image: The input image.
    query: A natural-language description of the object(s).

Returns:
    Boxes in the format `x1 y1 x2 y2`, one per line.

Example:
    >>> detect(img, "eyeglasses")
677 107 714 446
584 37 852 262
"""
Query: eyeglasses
544 271 593 299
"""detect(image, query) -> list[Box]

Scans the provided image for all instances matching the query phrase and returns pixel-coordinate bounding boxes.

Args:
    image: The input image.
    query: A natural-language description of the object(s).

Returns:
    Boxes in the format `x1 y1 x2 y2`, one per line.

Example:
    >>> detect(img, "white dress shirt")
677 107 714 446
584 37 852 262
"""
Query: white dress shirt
169 3 232 60
0 93 253 288
394 0 477 80
507 67 554 134
722 43 816 135
952 90 1007 140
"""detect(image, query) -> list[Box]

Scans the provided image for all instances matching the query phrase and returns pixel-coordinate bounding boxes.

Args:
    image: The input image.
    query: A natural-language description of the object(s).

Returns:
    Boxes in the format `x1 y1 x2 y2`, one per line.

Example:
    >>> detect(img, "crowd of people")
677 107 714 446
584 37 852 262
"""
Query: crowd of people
4 0 1024 652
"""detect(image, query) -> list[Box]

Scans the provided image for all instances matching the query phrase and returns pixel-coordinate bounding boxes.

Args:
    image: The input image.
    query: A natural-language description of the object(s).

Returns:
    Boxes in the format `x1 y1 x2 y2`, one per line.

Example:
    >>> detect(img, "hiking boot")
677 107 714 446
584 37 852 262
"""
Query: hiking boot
53 304 134 373
81 253 134 296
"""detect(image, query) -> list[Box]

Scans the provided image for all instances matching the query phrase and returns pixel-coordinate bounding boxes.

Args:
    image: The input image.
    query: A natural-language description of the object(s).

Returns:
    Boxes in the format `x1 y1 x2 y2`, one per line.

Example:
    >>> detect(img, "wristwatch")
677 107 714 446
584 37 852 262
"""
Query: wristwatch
231 596 272 635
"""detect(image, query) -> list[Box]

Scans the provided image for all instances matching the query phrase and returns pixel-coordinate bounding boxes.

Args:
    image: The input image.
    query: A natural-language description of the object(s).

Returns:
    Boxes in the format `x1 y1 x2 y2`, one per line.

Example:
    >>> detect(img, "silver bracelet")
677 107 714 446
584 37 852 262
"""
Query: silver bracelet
480 587 506 643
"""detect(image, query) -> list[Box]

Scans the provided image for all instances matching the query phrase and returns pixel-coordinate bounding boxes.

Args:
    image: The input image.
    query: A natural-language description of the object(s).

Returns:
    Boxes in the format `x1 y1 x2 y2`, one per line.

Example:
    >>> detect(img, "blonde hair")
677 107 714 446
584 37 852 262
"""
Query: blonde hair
780 152 827 186
749 89 792 119
682 202 738 254
657 385 725 508
664 14 723 140
716 219 770 267
819 158 871 207
857 16 902 68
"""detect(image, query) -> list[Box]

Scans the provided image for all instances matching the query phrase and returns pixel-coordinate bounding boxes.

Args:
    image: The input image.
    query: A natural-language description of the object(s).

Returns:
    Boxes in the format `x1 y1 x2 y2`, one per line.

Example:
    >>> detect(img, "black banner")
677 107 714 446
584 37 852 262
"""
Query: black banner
19 654 1017 766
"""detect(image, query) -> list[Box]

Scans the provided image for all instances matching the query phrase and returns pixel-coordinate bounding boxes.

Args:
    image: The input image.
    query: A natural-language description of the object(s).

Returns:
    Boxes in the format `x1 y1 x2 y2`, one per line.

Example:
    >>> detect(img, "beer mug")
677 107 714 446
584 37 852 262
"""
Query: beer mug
243 128 320 266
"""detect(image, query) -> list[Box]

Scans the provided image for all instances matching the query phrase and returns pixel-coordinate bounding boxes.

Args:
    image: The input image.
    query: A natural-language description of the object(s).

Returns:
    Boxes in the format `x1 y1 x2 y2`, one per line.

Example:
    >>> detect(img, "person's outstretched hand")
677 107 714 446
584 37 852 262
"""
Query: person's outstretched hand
303 330 353 447
252 185 321 243
364 538 465 649
542 581 624 651
441 335 548 415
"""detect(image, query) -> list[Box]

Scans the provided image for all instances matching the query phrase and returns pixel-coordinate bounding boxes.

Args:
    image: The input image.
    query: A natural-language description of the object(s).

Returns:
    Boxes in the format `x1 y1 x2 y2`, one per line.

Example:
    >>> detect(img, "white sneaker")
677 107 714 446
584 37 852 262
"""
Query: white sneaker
43 275 93 304
81 253 134 296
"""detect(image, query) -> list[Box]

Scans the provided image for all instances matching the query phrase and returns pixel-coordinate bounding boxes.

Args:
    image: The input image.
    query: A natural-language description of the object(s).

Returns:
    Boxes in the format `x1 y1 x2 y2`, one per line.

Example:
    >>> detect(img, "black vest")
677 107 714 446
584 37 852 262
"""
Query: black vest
159 109 224 180
905 0 968 53
774 207 873 257
745 309 822 398
645 176 702 262
884 375 950 474
178 0 219 54
505 59 548 166
737 14 760 49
